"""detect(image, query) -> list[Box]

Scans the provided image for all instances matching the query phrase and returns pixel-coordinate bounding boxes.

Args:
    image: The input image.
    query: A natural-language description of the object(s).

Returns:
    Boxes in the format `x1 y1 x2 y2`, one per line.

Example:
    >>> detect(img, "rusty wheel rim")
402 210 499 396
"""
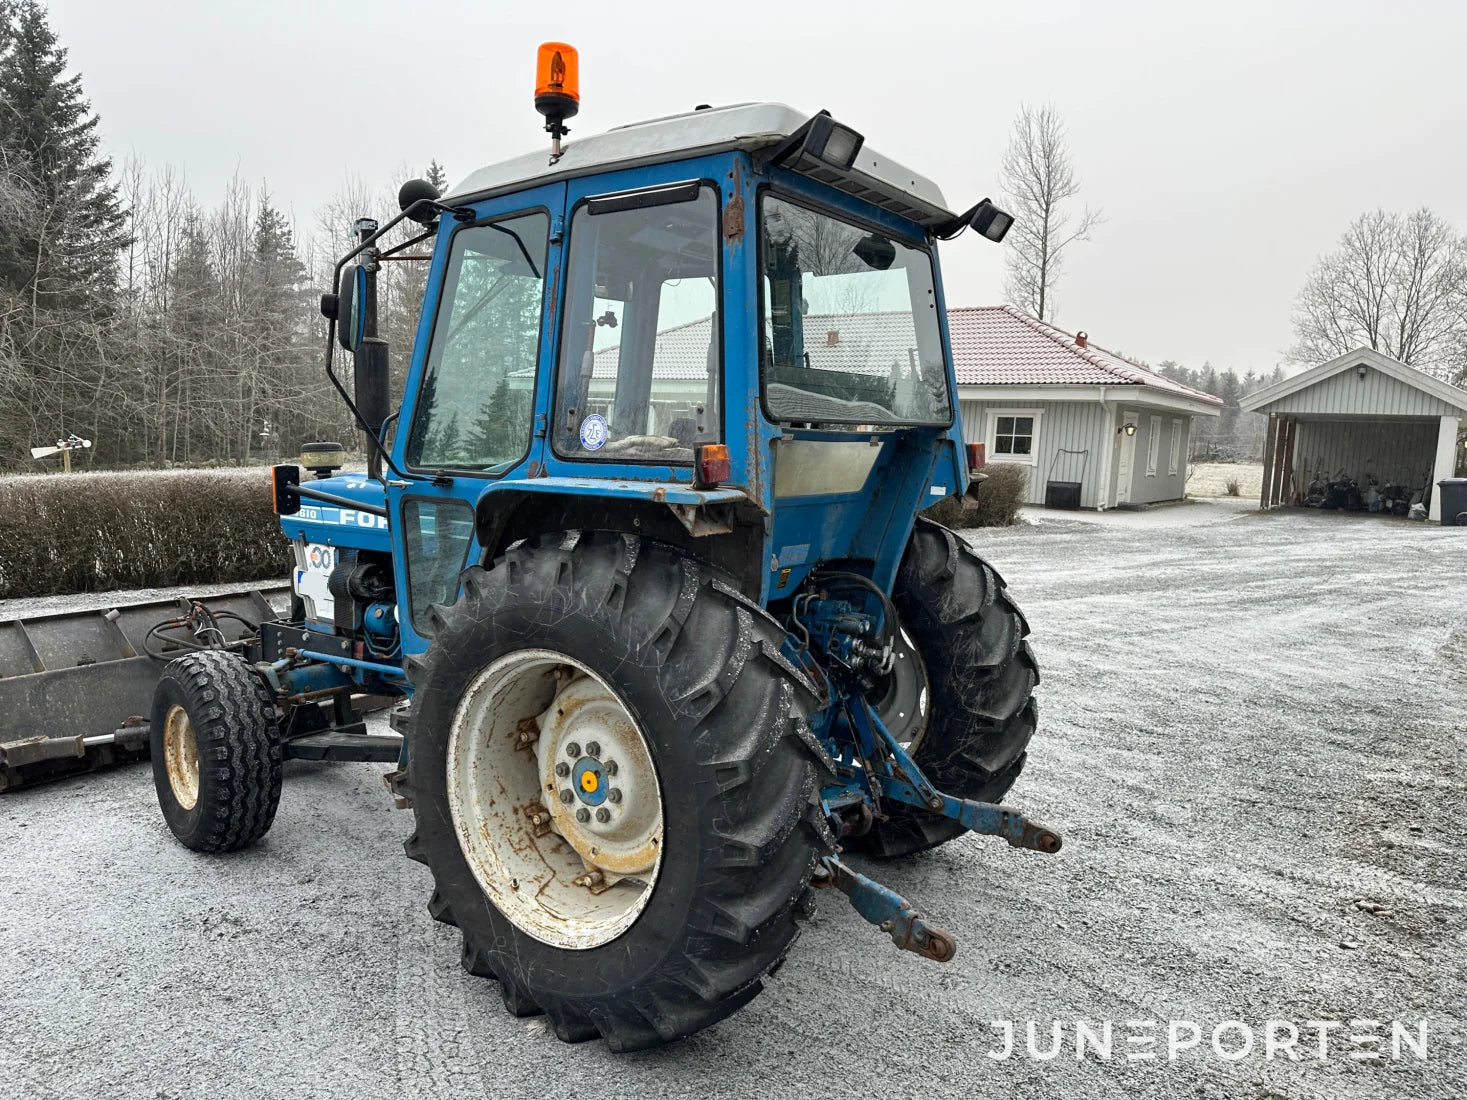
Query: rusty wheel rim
163 703 201 810
446 649 664 950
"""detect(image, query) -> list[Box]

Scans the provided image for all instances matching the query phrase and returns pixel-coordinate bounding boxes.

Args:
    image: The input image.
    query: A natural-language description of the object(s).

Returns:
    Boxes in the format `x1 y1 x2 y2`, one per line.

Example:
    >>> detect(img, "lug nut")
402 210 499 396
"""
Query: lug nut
555 762 570 777
585 741 601 757
576 807 590 823
604 759 618 776
565 742 580 758
607 788 622 804
595 807 610 823
559 789 574 804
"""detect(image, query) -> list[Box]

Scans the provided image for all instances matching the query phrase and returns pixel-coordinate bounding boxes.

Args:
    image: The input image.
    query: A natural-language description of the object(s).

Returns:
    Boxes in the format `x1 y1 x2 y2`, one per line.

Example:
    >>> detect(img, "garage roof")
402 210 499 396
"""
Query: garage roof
1241 347 1467 418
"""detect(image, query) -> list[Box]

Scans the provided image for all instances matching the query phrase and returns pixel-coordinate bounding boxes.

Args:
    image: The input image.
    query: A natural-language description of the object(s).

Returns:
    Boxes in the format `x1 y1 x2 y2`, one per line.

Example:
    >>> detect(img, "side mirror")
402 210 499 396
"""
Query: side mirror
337 263 366 352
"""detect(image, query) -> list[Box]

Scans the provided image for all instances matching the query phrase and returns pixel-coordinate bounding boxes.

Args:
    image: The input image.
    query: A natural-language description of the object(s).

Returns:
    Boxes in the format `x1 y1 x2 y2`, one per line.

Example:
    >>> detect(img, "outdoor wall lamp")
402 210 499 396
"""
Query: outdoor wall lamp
1117 423 1137 437
1357 364 1367 380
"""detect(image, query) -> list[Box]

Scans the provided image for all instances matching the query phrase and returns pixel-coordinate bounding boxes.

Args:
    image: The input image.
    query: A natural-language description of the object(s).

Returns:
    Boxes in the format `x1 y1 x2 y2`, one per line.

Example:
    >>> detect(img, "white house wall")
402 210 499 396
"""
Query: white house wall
1114 408 1191 505
960 399 1111 508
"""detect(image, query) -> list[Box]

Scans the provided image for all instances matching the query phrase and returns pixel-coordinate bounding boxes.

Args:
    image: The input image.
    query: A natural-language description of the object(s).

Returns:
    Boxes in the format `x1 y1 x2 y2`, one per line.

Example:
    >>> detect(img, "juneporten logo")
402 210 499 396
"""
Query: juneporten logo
983 1019 1429 1062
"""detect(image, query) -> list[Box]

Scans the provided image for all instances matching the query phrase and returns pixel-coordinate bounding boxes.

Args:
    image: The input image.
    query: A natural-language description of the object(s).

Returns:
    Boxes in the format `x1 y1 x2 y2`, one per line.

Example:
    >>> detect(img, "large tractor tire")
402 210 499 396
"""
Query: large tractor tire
854 517 1039 859
402 531 835 1052
150 650 283 852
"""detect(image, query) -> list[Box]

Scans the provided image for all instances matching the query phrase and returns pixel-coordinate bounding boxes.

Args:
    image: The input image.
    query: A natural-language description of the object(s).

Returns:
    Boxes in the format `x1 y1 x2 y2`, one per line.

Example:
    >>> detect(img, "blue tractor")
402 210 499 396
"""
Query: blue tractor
149 53 1057 1051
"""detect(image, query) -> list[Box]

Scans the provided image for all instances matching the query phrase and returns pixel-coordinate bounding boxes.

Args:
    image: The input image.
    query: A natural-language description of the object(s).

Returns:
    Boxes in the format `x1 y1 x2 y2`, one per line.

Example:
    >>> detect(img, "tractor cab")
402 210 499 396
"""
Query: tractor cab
157 46 1055 1054
285 99 1011 659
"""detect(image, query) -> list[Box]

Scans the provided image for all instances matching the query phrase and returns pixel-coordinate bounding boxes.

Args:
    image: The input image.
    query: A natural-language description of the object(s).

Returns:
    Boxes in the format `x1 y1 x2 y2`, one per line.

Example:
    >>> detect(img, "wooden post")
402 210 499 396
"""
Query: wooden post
1279 418 1298 505
1271 417 1289 507
1259 415 1278 509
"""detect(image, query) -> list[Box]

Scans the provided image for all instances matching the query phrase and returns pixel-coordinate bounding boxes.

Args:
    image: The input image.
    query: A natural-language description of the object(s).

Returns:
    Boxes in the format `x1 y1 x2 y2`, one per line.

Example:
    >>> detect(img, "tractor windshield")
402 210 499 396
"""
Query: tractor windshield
553 185 721 462
759 194 952 428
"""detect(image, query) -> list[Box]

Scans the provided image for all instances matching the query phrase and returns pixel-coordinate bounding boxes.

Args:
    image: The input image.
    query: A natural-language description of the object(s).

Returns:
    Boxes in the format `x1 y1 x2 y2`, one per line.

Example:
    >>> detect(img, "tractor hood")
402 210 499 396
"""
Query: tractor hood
277 474 391 554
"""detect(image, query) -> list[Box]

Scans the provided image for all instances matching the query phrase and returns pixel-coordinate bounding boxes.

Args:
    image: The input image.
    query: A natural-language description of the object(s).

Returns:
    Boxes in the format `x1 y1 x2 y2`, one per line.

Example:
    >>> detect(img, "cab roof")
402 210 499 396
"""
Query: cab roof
442 102 955 231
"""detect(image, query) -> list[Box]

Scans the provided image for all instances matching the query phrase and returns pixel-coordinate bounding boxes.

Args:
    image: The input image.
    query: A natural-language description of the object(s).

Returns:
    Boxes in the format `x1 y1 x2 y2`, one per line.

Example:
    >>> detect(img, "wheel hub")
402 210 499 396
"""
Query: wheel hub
535 675 661 881
446 649 664 950
162 703 200 810
871 628 929 751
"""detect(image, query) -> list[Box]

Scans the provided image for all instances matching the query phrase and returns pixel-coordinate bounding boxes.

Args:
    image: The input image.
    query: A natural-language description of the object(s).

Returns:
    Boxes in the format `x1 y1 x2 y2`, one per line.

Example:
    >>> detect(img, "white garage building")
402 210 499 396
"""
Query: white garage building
1241 347 1467 521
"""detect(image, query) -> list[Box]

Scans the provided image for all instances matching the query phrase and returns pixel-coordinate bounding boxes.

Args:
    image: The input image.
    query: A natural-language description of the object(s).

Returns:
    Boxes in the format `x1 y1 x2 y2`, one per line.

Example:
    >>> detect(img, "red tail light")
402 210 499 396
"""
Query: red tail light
694 444 730 489
966 442 986 471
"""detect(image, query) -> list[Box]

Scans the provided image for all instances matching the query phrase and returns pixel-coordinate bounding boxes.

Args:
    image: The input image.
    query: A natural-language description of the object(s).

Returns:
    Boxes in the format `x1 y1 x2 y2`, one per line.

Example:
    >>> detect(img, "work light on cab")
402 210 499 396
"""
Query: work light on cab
535 41 580 160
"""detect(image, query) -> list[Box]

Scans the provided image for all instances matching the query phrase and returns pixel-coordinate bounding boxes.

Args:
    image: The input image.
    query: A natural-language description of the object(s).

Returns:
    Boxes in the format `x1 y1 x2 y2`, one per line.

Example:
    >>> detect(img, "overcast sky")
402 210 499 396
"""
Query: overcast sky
49 0 1466 375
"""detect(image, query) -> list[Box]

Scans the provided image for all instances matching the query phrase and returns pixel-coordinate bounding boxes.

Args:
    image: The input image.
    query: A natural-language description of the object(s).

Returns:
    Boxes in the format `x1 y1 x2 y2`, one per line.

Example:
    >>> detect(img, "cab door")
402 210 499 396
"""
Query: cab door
541 159 731 482
387 182 566 656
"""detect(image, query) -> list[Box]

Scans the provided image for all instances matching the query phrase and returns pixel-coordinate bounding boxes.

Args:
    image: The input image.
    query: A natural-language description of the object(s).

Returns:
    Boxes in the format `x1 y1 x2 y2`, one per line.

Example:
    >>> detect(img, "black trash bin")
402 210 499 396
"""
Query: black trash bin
1438 478 1467 526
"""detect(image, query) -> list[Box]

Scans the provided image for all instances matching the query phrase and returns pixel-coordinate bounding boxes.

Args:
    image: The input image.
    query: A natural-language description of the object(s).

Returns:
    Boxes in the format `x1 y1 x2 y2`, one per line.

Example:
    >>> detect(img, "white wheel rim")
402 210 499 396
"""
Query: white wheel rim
163 703 200 810
446 648 664 950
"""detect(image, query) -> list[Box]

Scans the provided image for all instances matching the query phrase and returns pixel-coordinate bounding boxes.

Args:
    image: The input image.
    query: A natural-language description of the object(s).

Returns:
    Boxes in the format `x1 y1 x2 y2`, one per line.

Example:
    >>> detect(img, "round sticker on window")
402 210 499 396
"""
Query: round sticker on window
579 413 609 451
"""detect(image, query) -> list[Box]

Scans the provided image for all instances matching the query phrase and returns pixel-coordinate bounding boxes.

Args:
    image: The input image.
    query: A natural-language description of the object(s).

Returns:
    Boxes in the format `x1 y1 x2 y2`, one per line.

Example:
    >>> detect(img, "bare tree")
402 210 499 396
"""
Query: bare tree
998 103 1101 322
1290 207 1467 379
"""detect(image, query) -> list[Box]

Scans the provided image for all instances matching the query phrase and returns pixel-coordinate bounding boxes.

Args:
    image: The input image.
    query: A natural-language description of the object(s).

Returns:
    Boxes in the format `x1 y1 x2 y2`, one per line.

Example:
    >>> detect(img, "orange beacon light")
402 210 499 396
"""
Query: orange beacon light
535 43 579 159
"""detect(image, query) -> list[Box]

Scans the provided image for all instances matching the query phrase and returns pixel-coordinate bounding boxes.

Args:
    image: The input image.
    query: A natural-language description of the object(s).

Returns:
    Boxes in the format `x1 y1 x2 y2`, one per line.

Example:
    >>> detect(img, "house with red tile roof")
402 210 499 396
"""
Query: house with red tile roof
949 306 1221 508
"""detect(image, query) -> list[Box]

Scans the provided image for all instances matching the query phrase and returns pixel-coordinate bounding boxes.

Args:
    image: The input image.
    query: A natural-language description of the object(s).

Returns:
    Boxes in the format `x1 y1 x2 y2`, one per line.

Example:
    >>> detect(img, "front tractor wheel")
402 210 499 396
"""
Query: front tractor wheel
404 531 834 1052
149 650 283 853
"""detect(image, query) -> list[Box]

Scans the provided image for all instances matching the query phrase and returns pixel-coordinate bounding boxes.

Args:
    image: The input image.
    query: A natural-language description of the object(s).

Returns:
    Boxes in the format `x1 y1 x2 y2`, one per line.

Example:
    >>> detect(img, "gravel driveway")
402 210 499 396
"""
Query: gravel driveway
3 500 1463 1099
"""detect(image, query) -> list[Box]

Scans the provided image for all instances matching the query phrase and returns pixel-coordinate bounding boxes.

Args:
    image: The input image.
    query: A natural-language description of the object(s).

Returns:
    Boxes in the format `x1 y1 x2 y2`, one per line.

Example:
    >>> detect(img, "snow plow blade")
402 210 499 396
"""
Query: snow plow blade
0 587 289 792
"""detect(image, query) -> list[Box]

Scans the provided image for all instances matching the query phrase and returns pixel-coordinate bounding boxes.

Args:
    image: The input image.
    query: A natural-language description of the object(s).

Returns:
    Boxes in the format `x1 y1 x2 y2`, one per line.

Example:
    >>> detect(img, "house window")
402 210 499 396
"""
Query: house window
1146 415 1161 476
989 411 1039 463
1169 418 1183 476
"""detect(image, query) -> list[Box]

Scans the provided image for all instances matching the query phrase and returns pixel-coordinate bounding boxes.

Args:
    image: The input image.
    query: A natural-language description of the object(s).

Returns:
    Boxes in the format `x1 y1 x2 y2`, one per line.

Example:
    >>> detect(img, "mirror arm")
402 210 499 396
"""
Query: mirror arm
378 226 437 260
320 198 474 487
329 200 474 297
933 201 981 241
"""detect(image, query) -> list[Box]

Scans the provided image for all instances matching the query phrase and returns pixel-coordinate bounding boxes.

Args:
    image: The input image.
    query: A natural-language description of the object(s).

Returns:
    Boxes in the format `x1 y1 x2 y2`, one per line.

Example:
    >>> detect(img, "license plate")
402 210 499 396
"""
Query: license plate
293 543 336 621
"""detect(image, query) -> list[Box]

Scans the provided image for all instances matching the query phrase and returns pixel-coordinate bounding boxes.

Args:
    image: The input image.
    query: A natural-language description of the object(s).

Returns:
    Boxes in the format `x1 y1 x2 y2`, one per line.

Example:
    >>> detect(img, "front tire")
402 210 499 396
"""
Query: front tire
852 517 1039 858
403 531 834 1052
149 650 282 852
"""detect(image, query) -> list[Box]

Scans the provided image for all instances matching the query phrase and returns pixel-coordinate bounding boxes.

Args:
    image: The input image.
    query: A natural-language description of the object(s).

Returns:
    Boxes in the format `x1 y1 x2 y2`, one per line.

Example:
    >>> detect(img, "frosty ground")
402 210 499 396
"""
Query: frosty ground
2 500 1463 1099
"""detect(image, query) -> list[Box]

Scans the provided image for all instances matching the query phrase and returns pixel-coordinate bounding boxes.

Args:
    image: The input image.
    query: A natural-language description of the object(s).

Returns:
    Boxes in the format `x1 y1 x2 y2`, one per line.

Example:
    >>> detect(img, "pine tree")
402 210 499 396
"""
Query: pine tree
0 0 127 309
246 194 313 455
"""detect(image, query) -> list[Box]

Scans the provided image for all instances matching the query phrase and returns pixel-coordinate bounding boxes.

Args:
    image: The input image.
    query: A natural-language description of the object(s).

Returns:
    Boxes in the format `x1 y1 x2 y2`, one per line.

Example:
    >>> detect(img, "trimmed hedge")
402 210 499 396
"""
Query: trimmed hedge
0 461 1030 601
922 463 1029 530
0 469 288 599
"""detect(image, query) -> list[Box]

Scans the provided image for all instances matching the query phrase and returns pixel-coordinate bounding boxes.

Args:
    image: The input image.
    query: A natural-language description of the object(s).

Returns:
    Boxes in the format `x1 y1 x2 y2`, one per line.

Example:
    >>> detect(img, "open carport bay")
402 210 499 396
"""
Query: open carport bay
1246 348 1467 520
2 504 1464 1099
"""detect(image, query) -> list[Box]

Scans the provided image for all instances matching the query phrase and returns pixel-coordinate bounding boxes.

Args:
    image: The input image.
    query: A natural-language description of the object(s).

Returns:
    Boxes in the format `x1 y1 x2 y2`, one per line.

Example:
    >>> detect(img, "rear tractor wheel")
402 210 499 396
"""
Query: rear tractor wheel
403 531 835 1051
851 517 1040 859
149 650 283 853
